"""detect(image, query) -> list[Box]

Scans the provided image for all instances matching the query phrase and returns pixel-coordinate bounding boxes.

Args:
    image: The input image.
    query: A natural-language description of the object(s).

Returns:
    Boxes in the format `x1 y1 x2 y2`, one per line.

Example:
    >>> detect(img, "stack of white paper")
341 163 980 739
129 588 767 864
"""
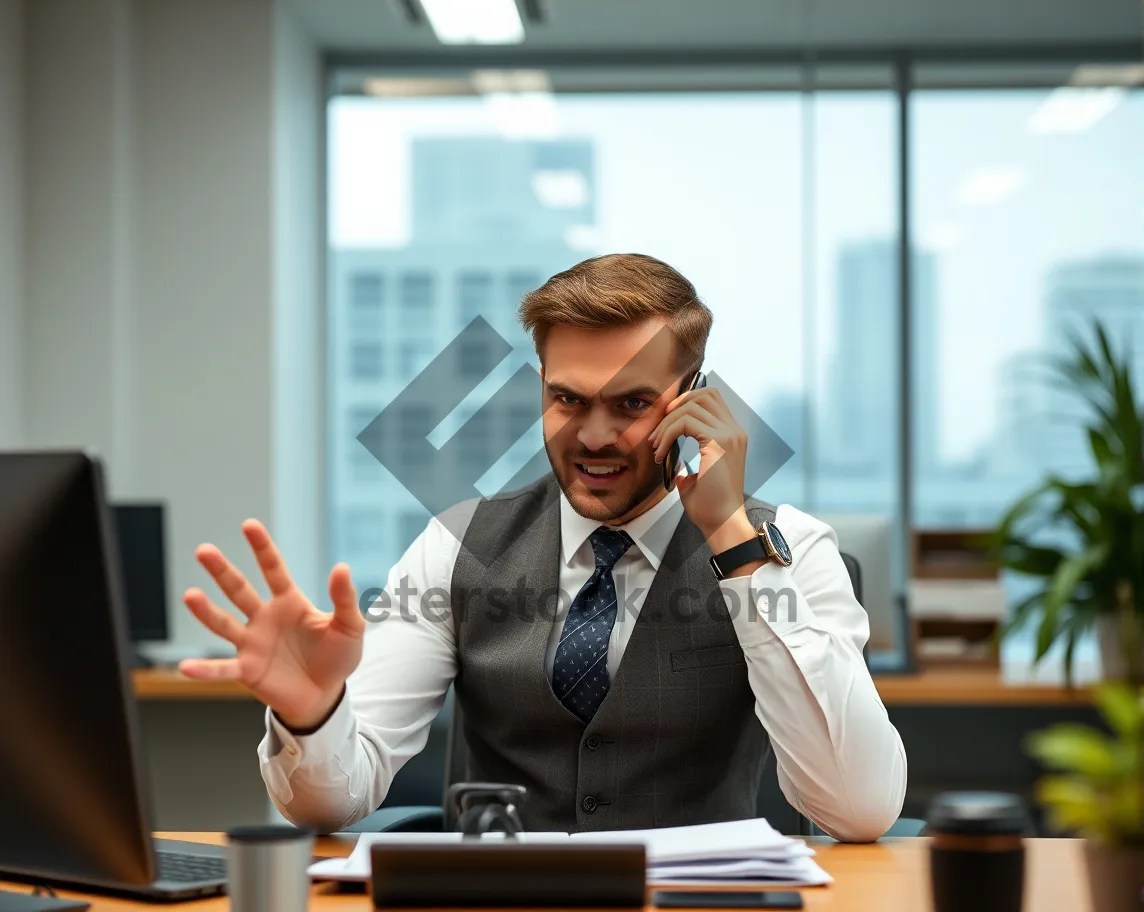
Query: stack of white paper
308 818 831 888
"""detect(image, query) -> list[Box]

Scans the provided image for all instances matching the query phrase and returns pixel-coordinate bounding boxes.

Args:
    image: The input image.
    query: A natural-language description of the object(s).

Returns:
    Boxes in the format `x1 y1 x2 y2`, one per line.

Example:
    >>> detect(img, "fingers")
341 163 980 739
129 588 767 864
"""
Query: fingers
183 588 246 647
650 404 721 463
329 563 365 636
195 545 263 617
178 657 241 681
242 519 295 597
666 385 737 428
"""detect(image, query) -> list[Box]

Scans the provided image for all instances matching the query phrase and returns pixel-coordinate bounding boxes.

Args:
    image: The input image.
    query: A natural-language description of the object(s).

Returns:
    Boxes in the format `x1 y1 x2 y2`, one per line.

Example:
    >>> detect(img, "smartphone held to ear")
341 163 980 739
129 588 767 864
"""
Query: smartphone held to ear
662 370 707 492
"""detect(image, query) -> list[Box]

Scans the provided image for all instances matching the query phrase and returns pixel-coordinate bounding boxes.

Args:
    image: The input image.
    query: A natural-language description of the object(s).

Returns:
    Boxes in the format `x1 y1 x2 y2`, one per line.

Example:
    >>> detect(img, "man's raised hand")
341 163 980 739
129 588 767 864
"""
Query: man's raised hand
178 520 365 730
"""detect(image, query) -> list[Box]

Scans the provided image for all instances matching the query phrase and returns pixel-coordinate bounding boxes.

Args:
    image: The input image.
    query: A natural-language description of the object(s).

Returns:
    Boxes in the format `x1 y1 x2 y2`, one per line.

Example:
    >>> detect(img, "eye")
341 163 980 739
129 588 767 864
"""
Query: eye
557 393 580 407
623 397 652 412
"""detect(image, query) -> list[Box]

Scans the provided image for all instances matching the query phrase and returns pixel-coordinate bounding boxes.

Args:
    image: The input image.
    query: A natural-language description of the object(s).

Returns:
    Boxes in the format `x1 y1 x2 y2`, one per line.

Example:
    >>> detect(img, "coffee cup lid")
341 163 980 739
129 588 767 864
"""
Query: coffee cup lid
926 791 1029 835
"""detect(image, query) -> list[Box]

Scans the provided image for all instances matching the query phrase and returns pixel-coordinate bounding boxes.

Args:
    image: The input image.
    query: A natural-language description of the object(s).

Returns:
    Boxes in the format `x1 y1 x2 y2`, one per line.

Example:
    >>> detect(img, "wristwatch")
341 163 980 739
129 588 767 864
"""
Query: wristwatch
709 521 793 580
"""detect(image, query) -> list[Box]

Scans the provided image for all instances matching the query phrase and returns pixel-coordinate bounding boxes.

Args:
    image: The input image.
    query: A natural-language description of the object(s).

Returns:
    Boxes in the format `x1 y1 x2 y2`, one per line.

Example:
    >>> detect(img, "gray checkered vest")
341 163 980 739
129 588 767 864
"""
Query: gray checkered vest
449 472 777 832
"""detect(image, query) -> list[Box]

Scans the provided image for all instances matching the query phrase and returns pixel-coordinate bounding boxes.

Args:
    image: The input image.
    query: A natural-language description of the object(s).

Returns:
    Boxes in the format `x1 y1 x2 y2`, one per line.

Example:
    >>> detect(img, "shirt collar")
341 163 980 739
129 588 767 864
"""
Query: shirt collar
558 465 687 571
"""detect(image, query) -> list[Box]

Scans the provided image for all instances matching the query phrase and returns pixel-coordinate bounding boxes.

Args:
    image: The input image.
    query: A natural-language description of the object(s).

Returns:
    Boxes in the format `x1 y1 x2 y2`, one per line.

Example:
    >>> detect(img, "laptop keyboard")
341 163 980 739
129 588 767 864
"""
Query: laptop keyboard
156 850 228 883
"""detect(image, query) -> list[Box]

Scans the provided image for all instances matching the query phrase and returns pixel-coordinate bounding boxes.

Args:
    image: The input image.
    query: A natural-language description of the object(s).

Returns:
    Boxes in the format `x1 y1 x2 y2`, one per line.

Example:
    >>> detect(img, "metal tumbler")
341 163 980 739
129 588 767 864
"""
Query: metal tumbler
225 825 314 912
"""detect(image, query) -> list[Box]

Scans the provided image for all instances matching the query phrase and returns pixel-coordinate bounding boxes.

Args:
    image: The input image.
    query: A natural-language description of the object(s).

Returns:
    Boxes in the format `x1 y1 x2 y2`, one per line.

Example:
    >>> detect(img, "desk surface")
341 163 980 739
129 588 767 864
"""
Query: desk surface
132 666 1094 707
0 833 1090 912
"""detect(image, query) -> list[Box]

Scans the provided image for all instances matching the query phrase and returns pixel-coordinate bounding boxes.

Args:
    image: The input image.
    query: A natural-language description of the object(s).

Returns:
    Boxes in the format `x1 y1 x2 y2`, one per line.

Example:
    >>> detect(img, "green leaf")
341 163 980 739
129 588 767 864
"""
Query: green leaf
1035 775 1106 836
1062 626 1078 690
1088 426 1116 473
999 542 1065 578
1035 543 1110 661
1026 724 1117 777
999 591 1043 640
1093 684 1144 738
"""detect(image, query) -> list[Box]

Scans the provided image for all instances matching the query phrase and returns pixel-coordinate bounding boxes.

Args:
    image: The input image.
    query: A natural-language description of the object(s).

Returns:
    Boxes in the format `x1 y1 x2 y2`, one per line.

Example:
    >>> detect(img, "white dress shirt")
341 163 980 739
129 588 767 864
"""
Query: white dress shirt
259 480 907 842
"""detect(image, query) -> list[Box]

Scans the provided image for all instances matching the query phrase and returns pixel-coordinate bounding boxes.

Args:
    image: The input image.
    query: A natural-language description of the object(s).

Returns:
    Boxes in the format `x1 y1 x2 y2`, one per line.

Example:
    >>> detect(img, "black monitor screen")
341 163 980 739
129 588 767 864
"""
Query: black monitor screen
112 503 169 642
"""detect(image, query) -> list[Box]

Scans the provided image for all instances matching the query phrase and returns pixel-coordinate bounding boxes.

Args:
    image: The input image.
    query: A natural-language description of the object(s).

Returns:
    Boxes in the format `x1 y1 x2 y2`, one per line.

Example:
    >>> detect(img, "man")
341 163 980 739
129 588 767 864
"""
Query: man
180 254 906 841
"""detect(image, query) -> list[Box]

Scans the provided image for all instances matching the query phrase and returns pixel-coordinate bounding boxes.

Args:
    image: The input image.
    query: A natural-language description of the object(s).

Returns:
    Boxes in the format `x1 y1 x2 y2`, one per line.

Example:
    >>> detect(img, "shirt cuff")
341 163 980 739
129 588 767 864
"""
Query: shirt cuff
264 691 356 771
718 561 816 647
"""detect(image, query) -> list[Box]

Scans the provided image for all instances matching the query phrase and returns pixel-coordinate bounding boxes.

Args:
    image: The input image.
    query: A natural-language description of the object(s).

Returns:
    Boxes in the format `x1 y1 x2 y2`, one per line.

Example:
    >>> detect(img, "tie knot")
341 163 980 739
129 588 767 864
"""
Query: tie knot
589 527 633 570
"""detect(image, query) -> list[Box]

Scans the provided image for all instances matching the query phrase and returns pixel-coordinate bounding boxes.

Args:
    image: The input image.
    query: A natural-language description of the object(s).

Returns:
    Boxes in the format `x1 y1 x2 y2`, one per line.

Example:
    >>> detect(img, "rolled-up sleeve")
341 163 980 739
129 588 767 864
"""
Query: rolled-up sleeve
258 502 474 832
718 506 907 842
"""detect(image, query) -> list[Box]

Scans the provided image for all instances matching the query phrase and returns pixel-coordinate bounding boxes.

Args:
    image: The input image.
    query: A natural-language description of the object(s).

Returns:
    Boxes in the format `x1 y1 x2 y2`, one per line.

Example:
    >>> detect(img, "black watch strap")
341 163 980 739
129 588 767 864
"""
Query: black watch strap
709 533 768 581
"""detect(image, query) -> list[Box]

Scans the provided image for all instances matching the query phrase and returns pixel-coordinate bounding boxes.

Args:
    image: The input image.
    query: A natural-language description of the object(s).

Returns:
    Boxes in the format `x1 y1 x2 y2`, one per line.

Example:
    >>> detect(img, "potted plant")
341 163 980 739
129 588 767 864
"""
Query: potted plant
1026 682 1143 912
993 322 1144 687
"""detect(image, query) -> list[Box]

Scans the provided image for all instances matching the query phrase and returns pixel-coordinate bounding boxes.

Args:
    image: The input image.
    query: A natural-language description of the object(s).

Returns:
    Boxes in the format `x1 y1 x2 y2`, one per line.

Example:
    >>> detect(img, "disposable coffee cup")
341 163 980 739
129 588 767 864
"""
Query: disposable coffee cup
927 791 1029 912
226 825 314 912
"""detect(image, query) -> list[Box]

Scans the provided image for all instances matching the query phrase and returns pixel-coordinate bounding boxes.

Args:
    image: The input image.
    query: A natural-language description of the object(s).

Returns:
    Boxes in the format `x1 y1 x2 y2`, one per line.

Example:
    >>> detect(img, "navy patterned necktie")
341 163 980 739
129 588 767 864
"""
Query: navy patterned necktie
551 526 634 723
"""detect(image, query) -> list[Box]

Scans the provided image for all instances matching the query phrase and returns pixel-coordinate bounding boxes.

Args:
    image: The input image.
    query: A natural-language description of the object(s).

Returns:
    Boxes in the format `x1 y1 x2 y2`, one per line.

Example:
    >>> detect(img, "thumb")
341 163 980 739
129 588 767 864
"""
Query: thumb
328 563 364 634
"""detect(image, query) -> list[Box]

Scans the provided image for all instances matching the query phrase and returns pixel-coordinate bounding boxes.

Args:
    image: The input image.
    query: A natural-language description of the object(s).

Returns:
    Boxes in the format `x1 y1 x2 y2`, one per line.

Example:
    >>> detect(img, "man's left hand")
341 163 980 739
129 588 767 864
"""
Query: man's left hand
648 384 759 562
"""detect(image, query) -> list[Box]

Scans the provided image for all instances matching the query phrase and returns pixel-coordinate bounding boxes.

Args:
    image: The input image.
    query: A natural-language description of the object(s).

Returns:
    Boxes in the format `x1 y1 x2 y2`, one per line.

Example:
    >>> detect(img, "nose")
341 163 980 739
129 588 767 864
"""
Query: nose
575 407 625 455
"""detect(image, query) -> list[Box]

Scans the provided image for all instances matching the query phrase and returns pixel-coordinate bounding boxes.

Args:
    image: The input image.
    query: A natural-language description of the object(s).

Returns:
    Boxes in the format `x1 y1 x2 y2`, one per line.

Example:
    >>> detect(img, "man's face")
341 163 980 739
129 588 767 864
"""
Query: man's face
541 317 685 524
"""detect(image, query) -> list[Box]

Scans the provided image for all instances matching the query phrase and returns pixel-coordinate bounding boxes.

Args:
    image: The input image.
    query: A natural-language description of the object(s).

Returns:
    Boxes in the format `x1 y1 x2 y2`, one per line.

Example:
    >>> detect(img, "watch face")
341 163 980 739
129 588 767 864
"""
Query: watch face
766 523 793 566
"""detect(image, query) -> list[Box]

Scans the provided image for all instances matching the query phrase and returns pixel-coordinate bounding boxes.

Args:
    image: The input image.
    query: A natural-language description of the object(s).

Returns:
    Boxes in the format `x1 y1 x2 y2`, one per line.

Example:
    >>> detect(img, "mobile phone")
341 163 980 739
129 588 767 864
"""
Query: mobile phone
653 890 803 909
663 369 708 492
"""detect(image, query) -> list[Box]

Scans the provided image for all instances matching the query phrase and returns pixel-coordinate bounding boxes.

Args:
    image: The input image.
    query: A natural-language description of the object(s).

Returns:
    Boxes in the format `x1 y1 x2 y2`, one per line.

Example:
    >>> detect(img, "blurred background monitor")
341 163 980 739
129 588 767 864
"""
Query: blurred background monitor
817 514 899 663
111 503 169 659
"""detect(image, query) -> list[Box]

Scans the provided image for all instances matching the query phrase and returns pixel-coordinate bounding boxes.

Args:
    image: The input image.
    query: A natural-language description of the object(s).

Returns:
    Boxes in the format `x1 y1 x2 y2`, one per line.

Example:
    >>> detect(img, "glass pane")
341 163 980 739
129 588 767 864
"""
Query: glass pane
910 85 1144 676
326 74 901 648
810 90 902 659
911 87 1144 528
327 88 809 576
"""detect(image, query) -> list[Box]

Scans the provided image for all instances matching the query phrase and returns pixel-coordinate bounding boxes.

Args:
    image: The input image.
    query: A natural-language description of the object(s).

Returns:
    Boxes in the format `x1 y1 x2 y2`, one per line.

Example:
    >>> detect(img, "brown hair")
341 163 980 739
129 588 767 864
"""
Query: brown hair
517 253 713 373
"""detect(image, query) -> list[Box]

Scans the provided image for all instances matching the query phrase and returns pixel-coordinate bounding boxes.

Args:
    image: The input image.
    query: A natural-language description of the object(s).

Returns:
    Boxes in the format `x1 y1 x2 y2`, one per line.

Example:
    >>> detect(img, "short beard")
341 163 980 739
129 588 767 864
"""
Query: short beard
544 439 663 523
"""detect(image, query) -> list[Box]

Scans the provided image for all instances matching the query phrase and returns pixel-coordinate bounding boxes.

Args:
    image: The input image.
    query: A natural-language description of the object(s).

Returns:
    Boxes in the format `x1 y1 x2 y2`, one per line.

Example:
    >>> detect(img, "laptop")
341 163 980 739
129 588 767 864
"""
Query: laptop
0 451 229 901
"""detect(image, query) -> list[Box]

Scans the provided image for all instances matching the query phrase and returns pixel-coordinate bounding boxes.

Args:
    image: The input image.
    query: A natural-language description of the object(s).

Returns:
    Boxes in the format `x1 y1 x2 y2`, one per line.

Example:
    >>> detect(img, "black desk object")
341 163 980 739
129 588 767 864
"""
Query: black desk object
370 842 647 907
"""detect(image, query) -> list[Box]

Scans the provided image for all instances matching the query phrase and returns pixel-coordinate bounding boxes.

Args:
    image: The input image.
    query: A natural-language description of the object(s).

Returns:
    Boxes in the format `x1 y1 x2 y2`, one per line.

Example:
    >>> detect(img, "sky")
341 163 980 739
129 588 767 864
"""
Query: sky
329 87 1144 463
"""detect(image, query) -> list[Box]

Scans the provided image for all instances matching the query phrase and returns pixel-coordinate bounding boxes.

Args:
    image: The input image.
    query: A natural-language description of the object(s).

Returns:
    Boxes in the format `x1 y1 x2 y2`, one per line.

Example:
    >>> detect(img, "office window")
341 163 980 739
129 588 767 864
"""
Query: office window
351 272 383 309
350 272 384 334
399 341 434 379
458 271 494 325
327 69 900 660
399 405 436 468
401 272 434 313
910 87 1144 529
350 342 383 380
349 406 382 481
459 340 494 379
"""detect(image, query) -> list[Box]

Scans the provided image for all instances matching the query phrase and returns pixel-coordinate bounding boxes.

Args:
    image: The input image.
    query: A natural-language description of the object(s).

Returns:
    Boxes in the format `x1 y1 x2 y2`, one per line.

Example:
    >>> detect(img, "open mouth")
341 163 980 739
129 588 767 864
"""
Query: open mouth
574 463 629 485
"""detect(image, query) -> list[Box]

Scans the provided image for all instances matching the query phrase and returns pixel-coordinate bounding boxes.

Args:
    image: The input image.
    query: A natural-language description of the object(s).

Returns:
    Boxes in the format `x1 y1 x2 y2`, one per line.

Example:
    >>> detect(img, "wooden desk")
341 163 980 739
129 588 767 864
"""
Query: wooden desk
133 666 1092 707
0 834 1091 912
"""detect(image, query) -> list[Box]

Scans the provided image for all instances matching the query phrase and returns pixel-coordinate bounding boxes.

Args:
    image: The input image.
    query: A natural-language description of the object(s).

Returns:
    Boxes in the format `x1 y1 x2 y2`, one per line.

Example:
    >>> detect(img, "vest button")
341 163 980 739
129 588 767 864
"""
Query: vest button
581 795 598 814
586 735 602 751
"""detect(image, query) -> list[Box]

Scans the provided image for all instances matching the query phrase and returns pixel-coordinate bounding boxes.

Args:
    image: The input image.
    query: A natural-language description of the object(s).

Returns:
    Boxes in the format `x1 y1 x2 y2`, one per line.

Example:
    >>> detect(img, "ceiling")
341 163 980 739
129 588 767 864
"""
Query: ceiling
290 0 1142 56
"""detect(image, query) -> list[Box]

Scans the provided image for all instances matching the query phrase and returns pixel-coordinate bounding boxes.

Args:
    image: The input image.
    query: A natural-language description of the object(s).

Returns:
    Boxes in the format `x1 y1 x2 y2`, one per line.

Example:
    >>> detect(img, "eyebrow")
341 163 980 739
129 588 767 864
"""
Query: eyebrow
545 381 663 402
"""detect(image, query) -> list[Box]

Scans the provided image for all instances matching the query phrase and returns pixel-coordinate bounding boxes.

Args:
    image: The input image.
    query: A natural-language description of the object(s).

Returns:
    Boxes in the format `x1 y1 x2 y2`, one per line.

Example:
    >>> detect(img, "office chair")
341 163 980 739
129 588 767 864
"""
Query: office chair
340 552 924 838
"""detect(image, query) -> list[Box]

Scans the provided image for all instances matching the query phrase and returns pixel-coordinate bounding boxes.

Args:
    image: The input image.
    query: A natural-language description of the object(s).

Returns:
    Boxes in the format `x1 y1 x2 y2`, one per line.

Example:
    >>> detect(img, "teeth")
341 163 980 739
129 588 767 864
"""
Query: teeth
580 465 623 475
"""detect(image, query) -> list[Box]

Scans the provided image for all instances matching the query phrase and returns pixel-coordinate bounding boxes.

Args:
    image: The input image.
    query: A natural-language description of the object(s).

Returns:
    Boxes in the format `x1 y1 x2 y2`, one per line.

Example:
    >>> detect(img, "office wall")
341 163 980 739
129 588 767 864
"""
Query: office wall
19 0 323 657
271 0 323 606
0 0 23 447
23 0 135 477
130 0 277 654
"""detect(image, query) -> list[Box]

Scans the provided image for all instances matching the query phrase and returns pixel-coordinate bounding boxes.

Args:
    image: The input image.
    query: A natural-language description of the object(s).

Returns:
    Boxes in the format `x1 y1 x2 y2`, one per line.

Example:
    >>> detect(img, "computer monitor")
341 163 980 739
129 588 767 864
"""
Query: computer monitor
0 451 227 901
817 514 898 655
111 503 169 644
